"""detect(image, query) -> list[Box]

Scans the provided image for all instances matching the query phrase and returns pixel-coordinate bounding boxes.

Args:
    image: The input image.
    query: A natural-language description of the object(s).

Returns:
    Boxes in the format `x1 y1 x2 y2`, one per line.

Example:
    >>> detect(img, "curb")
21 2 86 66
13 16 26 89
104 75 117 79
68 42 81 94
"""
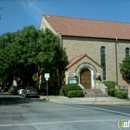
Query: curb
93 102 130 105
48 99 56 103
40 97 56 103
39 96 130 105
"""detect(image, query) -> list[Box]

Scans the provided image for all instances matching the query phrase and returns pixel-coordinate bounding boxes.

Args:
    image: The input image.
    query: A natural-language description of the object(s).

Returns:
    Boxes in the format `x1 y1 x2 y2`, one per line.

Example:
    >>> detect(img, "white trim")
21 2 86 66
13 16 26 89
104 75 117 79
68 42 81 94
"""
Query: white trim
91 70 95 89
78 67 95 89
78 83 85 89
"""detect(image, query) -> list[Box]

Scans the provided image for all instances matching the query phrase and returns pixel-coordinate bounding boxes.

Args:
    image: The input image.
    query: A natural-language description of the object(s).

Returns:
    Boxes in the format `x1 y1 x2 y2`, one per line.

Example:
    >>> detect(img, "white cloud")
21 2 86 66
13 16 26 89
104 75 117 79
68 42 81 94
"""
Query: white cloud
21 0 43 23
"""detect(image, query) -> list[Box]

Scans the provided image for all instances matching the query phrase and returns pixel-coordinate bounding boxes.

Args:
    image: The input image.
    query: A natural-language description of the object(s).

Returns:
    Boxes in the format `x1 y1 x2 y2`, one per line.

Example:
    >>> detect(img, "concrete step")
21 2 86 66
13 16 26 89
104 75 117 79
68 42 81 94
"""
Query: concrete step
83 89 108 97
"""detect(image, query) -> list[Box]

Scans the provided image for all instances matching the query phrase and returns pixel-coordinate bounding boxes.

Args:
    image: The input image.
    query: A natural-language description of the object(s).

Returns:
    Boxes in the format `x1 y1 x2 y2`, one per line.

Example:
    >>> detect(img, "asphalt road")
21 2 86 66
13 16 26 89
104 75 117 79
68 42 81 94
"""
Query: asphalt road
0 95 130 130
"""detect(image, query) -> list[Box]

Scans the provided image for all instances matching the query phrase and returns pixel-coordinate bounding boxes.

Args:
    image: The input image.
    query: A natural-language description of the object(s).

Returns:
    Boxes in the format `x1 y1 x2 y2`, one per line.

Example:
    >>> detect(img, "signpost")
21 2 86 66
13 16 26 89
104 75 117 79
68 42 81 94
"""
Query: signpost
44 73 50 99
32 74 38 81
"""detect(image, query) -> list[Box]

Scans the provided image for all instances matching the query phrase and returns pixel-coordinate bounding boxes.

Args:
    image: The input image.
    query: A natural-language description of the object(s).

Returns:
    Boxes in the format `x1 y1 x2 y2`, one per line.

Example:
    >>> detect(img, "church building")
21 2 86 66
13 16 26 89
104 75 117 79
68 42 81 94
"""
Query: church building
40 14 130 93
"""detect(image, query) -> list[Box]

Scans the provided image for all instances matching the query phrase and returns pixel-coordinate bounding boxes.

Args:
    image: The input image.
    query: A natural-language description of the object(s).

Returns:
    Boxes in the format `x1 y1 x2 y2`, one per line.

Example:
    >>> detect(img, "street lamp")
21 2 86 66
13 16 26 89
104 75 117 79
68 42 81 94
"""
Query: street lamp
74 73 76 77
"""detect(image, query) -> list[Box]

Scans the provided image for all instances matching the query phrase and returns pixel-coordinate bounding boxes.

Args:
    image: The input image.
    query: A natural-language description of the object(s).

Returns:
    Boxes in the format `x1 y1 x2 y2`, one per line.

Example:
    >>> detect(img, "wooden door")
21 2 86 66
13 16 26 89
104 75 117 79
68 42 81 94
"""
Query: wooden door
80 68 91 89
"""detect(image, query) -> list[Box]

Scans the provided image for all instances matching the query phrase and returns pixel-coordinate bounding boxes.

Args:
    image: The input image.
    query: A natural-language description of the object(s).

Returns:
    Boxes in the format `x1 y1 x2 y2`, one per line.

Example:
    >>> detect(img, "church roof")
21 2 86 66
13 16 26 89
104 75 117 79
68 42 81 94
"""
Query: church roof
65 54 86 69
65 54 102 69
43 14 130 40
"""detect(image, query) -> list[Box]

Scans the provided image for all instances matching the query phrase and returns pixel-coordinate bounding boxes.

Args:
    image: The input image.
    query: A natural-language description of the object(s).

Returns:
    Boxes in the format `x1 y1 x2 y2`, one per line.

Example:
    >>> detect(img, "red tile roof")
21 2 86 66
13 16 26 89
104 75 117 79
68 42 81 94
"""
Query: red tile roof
65 54 86 69
43 14 130 40
65 54 102 69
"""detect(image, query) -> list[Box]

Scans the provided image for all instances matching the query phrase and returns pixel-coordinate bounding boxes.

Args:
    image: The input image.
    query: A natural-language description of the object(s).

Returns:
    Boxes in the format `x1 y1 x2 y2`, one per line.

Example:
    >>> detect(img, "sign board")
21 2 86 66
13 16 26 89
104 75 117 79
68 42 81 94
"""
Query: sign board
44 73 50 81
32 74 38 81
44 73 50 78
68 77 77 84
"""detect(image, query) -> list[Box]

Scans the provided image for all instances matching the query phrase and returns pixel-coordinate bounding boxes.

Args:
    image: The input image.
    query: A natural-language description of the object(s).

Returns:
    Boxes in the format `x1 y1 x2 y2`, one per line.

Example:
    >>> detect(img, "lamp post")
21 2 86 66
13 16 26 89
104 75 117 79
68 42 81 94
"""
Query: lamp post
74 72 78 84
74 73 76 77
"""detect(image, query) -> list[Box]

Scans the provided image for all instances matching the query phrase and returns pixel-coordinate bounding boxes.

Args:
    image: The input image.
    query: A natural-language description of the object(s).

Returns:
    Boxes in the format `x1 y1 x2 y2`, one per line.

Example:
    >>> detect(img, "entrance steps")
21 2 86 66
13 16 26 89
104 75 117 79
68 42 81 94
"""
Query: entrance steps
83 89 108 97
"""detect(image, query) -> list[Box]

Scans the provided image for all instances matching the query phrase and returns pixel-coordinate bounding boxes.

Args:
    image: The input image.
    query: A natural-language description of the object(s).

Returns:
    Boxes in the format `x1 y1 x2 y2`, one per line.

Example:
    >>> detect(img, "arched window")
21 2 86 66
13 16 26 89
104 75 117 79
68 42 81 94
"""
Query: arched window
100 46 106 80
125 48 130 57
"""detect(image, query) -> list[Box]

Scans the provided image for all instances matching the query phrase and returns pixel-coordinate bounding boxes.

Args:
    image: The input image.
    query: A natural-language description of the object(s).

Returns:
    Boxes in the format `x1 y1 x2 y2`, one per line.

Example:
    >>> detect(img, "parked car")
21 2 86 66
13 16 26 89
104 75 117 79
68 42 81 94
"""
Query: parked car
8 86 20 95
17 87 25 96
21 87 38 98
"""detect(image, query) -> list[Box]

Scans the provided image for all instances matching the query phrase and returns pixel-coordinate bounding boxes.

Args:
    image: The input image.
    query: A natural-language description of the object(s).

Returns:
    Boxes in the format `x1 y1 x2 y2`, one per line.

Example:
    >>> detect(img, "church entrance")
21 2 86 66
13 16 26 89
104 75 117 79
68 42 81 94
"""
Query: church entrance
80 68 91 89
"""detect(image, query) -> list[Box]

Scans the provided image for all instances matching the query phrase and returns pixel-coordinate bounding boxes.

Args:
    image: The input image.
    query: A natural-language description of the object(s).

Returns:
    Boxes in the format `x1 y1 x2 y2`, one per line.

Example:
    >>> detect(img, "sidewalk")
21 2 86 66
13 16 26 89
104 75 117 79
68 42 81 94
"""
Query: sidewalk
39 95 130 105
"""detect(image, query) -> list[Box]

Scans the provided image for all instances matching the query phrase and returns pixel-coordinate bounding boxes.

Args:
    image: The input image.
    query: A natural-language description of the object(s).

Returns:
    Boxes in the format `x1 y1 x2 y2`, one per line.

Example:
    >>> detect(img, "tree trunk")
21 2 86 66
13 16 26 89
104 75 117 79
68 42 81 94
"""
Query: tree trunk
38 73 42 90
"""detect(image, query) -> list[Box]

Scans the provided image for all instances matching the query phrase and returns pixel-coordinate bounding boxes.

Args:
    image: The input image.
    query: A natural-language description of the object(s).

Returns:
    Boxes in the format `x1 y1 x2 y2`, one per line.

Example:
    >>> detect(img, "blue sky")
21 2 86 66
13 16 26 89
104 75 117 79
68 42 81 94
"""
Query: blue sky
0 0 130 34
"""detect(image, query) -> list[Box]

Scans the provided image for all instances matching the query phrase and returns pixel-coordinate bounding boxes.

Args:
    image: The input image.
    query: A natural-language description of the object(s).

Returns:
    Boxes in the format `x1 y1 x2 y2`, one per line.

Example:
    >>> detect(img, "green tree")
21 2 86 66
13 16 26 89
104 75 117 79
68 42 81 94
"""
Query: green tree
37 29 68 87
119 56 130 98
0 26 67 91
0 32 15 86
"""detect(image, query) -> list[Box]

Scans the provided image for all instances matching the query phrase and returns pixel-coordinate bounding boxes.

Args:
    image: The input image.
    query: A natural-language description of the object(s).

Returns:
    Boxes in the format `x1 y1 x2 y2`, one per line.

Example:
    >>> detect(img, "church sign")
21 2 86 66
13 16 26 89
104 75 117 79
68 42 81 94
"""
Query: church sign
68 77 77 84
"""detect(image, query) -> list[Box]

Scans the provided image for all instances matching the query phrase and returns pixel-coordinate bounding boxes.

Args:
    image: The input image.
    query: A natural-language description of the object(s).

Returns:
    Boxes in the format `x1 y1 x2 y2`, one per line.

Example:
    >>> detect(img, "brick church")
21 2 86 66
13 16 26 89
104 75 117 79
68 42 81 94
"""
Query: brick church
40 14 130 95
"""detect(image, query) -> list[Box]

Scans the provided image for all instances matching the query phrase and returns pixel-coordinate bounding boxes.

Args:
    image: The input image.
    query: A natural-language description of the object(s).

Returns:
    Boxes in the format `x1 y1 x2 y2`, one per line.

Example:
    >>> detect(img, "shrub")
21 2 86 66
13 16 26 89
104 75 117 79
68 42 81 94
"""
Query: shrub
103 81 118 96
68 90 84 98
103 81 128 99
60 84 81 96
108 88 118 97
115 91 128 99
103 81 117 88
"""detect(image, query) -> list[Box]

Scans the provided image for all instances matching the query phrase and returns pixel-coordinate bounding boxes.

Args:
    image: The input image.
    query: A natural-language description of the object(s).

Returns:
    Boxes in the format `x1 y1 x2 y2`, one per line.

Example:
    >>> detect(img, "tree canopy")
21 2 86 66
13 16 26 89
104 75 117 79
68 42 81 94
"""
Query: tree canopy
119 56 130 82
119 56 130 98
0 26 68 88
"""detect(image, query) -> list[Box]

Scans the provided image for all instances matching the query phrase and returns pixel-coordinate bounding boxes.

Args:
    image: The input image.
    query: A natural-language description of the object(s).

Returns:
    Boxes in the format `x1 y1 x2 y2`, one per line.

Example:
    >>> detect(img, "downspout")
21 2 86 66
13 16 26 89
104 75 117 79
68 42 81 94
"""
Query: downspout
58 32 63 47
58 32 63 87
115 37 118 84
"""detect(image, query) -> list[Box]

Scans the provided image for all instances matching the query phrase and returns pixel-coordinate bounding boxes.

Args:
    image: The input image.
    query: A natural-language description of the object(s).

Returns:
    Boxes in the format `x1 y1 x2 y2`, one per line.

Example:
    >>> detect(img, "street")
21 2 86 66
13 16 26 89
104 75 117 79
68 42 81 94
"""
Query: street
0 95 130 130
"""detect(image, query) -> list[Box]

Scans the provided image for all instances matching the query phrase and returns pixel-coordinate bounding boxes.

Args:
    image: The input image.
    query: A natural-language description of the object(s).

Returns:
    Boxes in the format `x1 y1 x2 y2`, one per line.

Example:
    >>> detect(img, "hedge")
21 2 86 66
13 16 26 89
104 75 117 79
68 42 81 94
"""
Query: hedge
108 88 118 97
103 81 128 99
103 81 117 88
60 84 82 96
103 81 117 96
115 91 128 99
68 90 84 98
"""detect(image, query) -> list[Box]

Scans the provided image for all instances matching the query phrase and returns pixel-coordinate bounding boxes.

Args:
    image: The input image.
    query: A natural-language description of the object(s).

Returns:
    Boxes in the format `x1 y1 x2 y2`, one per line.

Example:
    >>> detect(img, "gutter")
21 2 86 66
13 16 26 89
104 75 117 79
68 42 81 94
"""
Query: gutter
115 37 118 84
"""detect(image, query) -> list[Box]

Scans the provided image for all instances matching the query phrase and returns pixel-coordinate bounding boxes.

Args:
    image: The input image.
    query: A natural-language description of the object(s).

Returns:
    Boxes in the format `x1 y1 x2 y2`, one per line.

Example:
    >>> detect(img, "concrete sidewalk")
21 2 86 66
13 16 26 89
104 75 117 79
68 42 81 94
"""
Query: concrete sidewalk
39 95 130 105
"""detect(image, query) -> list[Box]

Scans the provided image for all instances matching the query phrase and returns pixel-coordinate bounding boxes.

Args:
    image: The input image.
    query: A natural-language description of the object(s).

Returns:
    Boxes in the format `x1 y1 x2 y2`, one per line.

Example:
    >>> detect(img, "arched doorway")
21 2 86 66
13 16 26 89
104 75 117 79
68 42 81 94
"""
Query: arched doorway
80 68 91 89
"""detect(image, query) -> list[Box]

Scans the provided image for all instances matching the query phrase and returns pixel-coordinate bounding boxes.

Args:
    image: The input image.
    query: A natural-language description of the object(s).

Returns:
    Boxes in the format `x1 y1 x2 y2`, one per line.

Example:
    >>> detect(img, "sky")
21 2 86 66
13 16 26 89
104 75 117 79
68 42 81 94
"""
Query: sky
0 0 130 35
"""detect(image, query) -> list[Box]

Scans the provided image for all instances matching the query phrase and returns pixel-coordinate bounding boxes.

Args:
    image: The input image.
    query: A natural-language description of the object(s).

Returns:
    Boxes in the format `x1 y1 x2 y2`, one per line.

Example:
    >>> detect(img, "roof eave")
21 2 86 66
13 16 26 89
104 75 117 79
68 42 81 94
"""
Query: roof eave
61 34 130 41
65 54 103 69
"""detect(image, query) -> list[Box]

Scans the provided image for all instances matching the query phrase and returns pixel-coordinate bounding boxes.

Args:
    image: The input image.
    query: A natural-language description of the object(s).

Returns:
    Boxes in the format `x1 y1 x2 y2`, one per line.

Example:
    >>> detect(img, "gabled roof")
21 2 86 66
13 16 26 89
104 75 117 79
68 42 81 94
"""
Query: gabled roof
43 14 130 40
65 54 102 69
